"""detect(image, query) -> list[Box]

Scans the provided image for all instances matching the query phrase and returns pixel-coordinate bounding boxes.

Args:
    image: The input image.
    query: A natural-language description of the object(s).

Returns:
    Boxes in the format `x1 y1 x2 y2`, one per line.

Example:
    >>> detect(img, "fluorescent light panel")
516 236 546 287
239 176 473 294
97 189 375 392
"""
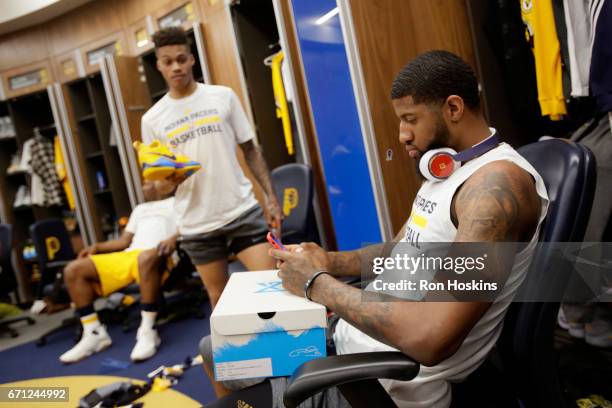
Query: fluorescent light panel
315 7 339 25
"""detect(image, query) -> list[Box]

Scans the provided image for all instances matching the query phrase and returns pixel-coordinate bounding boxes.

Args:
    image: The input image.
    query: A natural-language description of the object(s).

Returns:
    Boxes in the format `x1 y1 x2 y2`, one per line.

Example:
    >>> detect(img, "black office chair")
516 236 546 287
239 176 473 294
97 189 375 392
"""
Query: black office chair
156 247 207 324
479 140 597 408
271 163 320 244
283 139 596 408
0 223 35 337
29 218 80 346
121 246 207 329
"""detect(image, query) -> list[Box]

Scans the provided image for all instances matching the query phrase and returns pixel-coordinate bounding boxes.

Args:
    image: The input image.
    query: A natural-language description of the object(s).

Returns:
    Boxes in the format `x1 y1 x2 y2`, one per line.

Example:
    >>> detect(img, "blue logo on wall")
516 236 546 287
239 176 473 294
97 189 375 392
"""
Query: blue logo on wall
255 281 285 293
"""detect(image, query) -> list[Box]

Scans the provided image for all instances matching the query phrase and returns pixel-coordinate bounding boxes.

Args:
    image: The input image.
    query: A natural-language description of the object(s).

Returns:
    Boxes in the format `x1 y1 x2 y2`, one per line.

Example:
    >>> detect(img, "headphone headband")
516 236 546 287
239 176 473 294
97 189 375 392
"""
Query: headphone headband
452 134 500 162
418 130 501 182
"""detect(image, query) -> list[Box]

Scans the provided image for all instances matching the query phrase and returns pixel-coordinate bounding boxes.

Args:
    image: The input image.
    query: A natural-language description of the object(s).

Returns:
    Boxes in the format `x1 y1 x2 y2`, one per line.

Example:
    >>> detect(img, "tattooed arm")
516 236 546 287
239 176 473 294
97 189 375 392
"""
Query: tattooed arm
452 161 539 243
239 140 282 233
272 161 540 366
321 222 408 278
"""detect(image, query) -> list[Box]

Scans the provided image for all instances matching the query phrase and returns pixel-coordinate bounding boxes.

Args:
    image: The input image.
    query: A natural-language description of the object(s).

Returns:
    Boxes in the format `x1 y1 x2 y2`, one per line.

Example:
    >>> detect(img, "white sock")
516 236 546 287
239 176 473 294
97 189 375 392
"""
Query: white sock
139 311 157 331
80 312 101 335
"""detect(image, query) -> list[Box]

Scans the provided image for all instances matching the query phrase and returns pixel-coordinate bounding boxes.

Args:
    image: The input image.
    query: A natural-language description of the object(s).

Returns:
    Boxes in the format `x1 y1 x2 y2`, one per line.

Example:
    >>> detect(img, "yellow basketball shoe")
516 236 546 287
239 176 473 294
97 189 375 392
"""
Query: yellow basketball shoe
133 141 177 181
174 153 202 179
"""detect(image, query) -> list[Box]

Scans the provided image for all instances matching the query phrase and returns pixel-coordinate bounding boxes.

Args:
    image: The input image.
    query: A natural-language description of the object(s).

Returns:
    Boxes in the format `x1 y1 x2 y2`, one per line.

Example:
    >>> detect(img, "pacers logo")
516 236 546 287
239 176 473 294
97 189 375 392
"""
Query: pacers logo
283 187 299 217
45 236 61 260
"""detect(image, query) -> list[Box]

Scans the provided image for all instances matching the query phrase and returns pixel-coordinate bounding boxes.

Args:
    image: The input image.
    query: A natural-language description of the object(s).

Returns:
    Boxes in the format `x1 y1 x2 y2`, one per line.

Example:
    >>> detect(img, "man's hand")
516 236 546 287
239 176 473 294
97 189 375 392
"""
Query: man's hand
157 235 178 256
266 195 283 237
161 173 188 189
269 243 331 297
78 245 97 258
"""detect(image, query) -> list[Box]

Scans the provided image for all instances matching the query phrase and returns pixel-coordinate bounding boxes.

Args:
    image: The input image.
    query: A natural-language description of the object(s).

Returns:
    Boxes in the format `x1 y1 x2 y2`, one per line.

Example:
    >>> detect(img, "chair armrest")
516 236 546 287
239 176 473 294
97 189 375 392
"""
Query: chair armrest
283 351 419 408
47 260 71 269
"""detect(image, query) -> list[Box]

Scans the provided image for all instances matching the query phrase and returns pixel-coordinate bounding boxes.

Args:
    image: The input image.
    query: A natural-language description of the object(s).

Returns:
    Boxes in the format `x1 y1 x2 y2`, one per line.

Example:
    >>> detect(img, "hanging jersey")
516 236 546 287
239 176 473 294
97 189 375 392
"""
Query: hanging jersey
520 0 567 119
271 51 294 155
54 136 75 210
589 0 612 112
563 0 592 97
334 141 549 408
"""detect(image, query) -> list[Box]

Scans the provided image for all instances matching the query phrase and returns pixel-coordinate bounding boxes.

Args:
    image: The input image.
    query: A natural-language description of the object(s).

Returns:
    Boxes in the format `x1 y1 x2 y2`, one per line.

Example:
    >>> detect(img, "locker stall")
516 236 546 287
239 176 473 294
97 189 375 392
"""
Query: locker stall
60 73 132 242
285 0 385 250
227 0 298 170
0 88 88 300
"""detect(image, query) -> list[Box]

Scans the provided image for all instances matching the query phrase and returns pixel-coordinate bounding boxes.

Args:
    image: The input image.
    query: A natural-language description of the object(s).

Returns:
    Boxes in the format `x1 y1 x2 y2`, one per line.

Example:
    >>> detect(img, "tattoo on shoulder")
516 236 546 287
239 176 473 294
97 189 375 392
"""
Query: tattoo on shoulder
455 171 519 241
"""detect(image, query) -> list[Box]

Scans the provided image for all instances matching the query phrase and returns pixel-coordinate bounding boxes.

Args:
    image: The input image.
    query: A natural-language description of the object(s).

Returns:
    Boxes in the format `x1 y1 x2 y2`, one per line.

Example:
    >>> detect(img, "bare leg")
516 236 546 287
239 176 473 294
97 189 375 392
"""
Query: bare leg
236 242 276 271
195 259 228 309
63 258 101 307
137 248 164 303
195 261 231 397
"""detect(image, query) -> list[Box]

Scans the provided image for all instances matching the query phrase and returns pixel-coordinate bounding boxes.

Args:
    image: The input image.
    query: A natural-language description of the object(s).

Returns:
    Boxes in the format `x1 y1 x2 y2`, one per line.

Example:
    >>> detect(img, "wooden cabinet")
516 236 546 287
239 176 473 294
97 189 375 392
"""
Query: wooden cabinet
341 0 478 236
62 74 132 242
127 18 155 56
53 50 85 84
154 1 202 32
80 32 128 75
1 60 54 99
0 89 87 300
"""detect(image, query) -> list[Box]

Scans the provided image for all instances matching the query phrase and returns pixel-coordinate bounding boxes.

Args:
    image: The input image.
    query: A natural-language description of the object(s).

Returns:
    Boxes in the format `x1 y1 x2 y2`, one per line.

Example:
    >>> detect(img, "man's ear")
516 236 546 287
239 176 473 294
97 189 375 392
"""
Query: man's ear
445 95 465 123
156 57 162 72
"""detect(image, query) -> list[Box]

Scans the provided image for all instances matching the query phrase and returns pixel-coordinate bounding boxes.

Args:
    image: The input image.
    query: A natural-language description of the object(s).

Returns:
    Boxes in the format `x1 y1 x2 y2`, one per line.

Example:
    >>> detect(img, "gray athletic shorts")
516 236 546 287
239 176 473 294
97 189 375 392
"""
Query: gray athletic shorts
179 205 268 265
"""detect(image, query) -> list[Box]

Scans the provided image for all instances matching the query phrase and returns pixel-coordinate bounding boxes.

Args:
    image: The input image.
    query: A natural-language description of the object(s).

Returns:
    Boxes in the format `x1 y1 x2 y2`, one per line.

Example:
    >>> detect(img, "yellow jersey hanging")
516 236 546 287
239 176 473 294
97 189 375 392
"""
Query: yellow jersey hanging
520 0 567 120
271 51 294 155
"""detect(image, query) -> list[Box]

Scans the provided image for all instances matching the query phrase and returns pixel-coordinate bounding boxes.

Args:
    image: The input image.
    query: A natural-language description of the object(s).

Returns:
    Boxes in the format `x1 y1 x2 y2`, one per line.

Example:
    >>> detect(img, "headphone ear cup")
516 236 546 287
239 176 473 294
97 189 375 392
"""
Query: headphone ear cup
419 150 440 182
418 148 459 181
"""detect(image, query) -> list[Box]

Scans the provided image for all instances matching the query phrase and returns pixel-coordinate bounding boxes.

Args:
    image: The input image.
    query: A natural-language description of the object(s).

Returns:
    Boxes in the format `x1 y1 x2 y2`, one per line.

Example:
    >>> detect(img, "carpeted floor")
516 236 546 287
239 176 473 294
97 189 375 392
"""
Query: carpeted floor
0 303 216 406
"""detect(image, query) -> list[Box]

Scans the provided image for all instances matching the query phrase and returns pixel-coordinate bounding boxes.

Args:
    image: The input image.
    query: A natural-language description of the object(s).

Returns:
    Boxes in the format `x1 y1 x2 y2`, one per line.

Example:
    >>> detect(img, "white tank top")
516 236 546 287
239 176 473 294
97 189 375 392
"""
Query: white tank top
333 141 549 408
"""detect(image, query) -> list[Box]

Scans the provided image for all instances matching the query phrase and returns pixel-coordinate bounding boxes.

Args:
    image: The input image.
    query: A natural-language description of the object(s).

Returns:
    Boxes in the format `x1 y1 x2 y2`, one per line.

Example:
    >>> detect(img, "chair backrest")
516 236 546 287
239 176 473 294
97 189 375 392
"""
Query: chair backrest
0 224 17 297
29 218 75 269
499 139 596 407
271 163 319 244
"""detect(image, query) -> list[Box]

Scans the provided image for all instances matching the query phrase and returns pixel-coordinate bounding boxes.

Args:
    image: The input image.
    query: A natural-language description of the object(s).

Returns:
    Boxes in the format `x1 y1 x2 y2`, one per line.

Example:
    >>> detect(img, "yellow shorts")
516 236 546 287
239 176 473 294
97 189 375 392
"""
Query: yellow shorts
91 250 143 296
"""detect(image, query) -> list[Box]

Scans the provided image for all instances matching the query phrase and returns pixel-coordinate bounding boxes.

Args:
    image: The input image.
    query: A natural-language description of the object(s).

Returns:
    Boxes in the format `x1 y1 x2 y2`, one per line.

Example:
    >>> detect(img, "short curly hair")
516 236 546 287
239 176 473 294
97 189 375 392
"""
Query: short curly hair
391 50 480 110
152 26 191 49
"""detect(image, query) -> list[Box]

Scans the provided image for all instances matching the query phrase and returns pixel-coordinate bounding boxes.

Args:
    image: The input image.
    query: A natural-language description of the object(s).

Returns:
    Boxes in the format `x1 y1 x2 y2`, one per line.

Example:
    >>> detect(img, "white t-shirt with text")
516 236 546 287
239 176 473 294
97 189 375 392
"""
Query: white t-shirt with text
141 84 258 235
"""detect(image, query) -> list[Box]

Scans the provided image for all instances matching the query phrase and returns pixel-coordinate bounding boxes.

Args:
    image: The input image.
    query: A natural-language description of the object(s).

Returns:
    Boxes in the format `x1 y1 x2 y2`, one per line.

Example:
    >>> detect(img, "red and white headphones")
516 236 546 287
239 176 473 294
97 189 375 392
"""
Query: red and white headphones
418 131 500 182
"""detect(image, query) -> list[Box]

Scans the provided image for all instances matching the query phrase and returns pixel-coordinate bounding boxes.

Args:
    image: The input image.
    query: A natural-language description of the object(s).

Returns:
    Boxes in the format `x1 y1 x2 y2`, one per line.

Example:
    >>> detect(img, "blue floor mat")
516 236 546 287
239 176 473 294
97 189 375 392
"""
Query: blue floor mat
0 303 215 405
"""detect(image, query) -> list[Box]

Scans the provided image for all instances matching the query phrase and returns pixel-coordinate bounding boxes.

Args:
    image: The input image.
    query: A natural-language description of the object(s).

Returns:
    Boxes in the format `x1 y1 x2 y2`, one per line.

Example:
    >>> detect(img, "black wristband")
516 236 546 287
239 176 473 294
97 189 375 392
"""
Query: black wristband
304 270 330 301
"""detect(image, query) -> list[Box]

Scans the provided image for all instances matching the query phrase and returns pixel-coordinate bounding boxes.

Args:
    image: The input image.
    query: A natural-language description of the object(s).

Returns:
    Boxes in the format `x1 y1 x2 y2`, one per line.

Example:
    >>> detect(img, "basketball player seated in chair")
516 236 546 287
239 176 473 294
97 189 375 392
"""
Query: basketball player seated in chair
201 51 549 408
59 179 178 364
